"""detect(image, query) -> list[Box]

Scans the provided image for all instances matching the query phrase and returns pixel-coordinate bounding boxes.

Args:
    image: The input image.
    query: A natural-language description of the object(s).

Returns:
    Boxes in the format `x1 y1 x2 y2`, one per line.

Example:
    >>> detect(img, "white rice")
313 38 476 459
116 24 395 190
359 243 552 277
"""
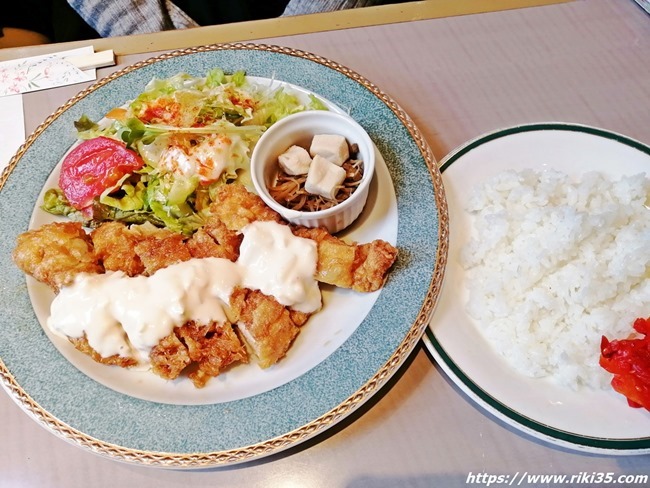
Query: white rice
461 169 650 390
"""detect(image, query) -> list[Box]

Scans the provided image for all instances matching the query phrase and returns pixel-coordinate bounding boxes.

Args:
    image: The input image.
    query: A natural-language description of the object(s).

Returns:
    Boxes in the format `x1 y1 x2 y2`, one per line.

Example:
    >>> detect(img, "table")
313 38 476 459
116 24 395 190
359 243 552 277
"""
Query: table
2 0 649 486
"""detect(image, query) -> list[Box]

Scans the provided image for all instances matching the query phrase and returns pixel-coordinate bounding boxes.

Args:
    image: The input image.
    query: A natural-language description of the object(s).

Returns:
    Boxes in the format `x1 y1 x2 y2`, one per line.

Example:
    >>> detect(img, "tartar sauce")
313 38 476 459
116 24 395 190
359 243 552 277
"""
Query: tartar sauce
47 221 320 363
157 133 244 183
239 221 320 313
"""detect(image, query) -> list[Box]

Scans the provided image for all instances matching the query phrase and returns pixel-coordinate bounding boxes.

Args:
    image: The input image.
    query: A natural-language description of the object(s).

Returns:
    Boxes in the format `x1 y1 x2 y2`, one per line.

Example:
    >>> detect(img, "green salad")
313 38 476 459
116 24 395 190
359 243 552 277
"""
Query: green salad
43 68 327 234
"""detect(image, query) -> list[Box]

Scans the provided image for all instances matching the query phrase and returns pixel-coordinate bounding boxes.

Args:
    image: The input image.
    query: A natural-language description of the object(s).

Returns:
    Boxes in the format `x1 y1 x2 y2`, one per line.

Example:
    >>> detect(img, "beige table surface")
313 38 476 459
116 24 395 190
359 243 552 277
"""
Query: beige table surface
2 0 650 486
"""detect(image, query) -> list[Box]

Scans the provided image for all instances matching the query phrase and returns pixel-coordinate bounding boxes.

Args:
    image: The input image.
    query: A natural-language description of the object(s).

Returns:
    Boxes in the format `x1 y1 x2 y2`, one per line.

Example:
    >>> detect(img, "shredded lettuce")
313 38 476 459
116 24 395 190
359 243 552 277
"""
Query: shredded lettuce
99 174 146 211
46 68 330 234
42 189 83 219
308 94 329 111
119 117 264 149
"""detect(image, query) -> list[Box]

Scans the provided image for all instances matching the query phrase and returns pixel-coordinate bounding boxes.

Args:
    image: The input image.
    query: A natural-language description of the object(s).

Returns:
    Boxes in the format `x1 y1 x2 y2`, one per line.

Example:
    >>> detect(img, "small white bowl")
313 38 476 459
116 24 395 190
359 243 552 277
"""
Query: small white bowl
251 110 375 234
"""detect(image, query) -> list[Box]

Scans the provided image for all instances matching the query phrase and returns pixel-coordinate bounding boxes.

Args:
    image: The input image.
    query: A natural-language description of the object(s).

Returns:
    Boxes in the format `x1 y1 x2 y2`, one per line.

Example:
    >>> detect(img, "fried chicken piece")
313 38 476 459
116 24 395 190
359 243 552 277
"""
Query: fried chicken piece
292 226 398 292
12 222 103 291
211 183 282 232
289 309 311 327
175 320 248 388
210 184 398 292
67 319 246 389
150 332 191 380
186 219 242 261
351 239 399 292
69 335 138 368
229 287 303 368
134 231 192 275
14 181 397 389
91 221 145 276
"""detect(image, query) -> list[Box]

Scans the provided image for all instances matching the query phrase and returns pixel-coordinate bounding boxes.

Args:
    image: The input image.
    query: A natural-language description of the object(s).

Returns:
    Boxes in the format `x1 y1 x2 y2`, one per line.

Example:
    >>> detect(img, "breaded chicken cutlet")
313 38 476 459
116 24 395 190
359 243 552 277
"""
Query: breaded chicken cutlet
69 319 248 388
152 320 249 388
292 226 398 293
12 184 398 388
212 184 398 292
230 287 305 369
210 182 283 231
12 221 102 291
12 219 307 386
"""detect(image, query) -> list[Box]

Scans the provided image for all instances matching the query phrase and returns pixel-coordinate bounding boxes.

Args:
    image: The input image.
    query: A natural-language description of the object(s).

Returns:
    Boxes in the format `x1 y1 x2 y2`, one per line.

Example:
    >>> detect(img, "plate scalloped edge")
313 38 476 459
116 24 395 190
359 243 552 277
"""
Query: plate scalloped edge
0 42 449 468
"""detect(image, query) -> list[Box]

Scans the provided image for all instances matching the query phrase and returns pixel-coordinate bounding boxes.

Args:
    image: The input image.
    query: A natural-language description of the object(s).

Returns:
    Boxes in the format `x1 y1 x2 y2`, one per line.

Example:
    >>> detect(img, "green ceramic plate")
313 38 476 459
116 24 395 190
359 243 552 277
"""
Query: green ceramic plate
0 43 447 467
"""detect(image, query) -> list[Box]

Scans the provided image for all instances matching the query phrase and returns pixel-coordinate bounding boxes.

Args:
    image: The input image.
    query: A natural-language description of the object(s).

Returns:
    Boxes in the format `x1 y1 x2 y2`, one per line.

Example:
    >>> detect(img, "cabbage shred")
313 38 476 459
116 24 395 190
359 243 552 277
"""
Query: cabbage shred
43 68 328 235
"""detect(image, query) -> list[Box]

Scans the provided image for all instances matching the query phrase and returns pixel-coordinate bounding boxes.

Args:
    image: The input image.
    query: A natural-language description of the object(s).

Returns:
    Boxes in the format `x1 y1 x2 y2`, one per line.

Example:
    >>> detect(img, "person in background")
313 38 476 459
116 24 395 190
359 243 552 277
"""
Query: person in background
65 0 292 38
0 0 402 48
68 0 396 38
1 0 101 47
282 0 384 16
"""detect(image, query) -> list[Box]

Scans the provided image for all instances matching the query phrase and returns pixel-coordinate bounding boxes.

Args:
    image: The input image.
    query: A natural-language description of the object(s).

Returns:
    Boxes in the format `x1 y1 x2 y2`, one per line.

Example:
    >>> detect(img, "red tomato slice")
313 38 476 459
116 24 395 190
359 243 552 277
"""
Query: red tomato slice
59 136 144 211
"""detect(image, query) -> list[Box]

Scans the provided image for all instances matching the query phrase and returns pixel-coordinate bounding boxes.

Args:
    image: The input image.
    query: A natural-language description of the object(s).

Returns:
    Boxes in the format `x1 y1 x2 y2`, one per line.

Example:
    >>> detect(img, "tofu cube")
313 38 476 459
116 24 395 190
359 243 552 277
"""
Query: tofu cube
309 134 349 166
305 155 346 200
277 145 312 175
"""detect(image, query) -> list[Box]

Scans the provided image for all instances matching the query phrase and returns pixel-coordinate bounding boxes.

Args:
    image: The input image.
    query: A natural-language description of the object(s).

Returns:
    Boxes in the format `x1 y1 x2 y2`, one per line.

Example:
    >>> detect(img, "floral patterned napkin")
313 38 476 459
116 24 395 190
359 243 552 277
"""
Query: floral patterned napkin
0 47 100 172
0 47 96 97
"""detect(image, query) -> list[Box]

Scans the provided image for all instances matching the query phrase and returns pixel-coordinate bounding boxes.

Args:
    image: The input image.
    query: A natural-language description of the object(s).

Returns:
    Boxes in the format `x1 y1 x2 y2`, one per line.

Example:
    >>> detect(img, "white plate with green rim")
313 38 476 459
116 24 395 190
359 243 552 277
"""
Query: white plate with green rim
424 123 650 455
0 43 448 468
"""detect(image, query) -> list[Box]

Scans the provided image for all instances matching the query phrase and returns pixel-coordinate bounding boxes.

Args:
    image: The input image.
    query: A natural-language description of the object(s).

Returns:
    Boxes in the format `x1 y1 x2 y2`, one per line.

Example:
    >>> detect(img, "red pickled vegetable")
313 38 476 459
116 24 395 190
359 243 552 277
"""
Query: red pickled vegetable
600 317 650 410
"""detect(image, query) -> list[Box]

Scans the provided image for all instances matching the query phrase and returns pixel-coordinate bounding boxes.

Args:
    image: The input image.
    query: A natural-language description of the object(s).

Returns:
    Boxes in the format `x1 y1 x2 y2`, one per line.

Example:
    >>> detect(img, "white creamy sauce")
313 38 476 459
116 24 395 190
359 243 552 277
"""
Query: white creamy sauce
157 134 242 183
239 221 320 313
47 221 320 363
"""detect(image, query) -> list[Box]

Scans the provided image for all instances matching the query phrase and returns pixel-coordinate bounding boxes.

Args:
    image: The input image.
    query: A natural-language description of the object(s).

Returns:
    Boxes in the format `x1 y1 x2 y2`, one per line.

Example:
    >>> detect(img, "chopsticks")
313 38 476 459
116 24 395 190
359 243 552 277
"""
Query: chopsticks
65 50 116 70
